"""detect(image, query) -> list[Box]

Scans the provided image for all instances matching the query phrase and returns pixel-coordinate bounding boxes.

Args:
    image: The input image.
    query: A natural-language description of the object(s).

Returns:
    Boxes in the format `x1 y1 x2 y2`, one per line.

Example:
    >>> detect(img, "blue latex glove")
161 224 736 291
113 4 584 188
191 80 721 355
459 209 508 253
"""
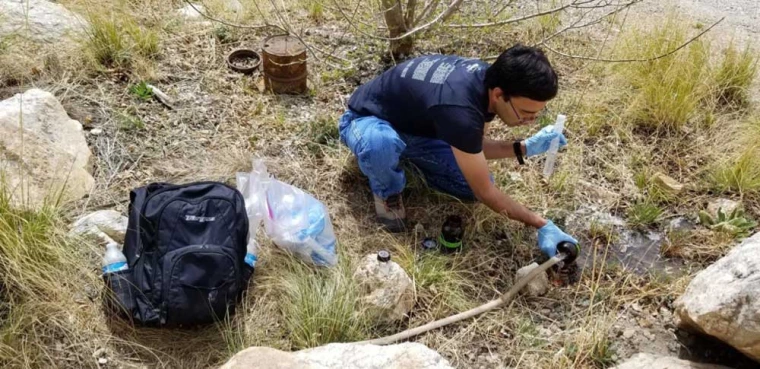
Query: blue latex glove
524 125 568 157
537 220 578 257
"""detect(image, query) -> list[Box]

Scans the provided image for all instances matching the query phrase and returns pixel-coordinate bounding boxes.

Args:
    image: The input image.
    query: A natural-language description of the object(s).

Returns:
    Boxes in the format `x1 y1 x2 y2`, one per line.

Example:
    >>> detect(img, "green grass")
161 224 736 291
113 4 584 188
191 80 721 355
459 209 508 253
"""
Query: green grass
279 256 369 348
713 43 758 106
627 201 663 229
129 81 154 101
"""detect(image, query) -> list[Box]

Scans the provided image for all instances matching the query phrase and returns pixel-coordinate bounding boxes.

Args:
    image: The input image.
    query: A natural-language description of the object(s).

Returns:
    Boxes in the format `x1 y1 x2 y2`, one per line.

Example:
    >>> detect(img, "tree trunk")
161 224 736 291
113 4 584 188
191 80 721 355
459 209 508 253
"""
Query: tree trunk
382 0 414 58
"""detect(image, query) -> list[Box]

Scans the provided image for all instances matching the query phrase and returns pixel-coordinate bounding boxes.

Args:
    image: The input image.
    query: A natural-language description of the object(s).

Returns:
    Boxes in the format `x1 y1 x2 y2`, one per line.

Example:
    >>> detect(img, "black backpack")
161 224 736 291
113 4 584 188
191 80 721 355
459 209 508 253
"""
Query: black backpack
104 181 253 326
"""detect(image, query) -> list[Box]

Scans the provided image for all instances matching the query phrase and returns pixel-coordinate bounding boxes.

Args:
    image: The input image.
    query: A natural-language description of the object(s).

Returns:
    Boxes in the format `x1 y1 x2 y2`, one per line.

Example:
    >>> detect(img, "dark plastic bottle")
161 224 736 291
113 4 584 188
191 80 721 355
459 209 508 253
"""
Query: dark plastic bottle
438 215 464 253
557 241 580 263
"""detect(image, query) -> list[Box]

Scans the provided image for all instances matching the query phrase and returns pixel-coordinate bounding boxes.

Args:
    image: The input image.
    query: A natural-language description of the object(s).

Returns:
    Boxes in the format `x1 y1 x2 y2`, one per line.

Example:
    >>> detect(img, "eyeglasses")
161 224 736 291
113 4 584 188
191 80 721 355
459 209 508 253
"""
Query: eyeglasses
508 99 541 124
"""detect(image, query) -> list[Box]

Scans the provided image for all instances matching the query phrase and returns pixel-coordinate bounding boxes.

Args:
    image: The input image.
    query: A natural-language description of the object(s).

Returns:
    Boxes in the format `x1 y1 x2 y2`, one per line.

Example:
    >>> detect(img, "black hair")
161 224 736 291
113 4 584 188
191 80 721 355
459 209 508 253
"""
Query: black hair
484 44 558 101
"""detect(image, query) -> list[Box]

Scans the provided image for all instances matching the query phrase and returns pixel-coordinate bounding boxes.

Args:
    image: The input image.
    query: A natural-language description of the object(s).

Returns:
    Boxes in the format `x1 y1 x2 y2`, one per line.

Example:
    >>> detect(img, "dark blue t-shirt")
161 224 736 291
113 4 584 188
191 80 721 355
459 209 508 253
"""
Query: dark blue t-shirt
348 55 495 154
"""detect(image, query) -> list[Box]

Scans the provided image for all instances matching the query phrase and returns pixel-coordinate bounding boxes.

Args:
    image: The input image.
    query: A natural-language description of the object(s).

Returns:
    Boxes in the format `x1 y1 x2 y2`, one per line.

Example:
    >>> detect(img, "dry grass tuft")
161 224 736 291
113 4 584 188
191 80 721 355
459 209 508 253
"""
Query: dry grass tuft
617 17 711 131
713 43 759 106
83 12 159 72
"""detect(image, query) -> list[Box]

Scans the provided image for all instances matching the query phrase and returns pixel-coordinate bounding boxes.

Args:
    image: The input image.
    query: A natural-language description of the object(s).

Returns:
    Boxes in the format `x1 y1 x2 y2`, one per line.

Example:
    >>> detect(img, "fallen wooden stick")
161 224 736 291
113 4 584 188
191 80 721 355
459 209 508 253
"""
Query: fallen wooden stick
146 84 175 110
358 254 565 345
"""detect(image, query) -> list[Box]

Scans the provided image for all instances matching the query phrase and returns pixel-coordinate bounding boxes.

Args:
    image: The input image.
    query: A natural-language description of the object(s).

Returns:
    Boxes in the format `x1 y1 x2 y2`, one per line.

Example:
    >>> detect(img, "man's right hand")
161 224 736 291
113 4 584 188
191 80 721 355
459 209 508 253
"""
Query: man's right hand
537 220 578 257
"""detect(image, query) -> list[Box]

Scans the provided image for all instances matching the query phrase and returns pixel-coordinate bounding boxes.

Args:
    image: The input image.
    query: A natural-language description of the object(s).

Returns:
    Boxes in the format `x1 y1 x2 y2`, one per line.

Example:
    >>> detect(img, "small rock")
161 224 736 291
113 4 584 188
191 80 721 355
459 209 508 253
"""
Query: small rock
92 347 106 358
221 343 454 369
667 217 695 232
69 210 129 245
515 263 550 297
611 353 730 369
508 172 523 183
90 128 103 135
353 253 415 322
638 318 653 329
706 198 740 218
414 223 426 237
98 357 107 365
642 330 655 341
623 328 636 339
177 3 206 19
653 172 683 193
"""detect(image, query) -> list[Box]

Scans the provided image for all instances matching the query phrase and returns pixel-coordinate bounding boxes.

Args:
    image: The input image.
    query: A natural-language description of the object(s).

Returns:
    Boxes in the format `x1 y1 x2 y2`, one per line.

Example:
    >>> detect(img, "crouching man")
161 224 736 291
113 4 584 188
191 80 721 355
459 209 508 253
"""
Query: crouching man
339 44 578 258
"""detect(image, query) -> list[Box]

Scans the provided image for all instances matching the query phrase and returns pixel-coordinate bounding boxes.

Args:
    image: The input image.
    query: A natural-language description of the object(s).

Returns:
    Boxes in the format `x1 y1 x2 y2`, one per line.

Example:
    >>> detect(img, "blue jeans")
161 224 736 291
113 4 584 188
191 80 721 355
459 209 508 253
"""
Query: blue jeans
338 110 477 201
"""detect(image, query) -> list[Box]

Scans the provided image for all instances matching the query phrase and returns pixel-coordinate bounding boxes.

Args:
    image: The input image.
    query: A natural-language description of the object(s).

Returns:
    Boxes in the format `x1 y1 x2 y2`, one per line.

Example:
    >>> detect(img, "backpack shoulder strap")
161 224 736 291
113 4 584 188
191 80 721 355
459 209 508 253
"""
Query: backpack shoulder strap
123 183 173 264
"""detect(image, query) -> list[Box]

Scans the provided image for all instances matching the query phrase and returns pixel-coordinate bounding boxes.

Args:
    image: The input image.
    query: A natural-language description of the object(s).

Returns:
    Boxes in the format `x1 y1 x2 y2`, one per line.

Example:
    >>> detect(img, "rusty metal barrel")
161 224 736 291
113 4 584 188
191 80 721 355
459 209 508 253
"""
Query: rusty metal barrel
261 35 307 94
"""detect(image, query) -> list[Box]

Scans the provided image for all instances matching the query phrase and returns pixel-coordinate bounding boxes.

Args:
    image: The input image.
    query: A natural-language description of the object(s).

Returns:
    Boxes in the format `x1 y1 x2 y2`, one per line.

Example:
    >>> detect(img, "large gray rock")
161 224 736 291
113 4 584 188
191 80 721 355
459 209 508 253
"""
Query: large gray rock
221 343 453 369
0 89 92 170
0 0 88 43
675 232 760 362
0 89 94 209
612 353 730 369
69 210 128 245
353 253 415 322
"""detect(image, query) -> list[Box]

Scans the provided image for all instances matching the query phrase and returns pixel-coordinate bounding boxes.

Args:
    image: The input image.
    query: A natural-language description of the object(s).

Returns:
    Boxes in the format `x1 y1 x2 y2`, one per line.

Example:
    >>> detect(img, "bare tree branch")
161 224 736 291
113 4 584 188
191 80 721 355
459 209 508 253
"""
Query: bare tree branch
439 0 463 21
404 0 417 29
445 0 598 28
332 0 464 41
414 0 440 25
541 16 725 63
492 0 517 19
534 0 642 47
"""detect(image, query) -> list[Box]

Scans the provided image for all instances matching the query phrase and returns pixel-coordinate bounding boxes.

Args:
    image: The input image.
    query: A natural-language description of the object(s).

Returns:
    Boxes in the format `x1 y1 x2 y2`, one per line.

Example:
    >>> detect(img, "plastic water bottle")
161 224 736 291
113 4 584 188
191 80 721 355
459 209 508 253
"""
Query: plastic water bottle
244 240 259 268
102 242 128 274
543 114 567 178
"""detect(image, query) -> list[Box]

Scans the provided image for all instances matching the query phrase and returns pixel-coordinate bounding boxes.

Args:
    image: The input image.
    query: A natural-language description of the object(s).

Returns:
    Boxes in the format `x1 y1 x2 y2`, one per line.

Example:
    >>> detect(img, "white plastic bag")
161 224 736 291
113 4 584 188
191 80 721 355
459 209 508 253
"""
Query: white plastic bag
236 159 338 267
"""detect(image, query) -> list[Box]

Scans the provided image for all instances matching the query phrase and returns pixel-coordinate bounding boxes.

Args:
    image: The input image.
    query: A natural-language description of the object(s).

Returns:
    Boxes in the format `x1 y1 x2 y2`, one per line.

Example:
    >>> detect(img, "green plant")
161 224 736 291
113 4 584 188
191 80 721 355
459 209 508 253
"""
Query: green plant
699 207 757 238
129 81 154 101
280 256 369 348
627 201 663 228
713 43 758 106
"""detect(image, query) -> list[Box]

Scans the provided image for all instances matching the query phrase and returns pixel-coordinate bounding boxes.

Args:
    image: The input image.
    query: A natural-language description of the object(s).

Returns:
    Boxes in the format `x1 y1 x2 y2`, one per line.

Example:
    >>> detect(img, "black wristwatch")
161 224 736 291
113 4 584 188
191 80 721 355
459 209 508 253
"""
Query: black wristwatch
513 141 525 165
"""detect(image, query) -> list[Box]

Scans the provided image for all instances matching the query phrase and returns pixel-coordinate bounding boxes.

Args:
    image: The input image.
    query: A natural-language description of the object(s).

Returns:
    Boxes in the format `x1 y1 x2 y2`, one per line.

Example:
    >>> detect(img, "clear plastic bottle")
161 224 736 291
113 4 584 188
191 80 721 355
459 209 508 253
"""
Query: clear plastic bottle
102 242 128 274
543 114 567 178
244 239 259 268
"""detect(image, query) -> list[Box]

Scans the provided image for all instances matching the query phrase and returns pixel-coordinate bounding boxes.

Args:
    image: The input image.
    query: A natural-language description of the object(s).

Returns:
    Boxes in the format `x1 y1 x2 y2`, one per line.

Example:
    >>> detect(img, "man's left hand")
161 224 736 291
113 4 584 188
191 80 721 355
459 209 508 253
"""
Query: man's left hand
524 125 567 157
